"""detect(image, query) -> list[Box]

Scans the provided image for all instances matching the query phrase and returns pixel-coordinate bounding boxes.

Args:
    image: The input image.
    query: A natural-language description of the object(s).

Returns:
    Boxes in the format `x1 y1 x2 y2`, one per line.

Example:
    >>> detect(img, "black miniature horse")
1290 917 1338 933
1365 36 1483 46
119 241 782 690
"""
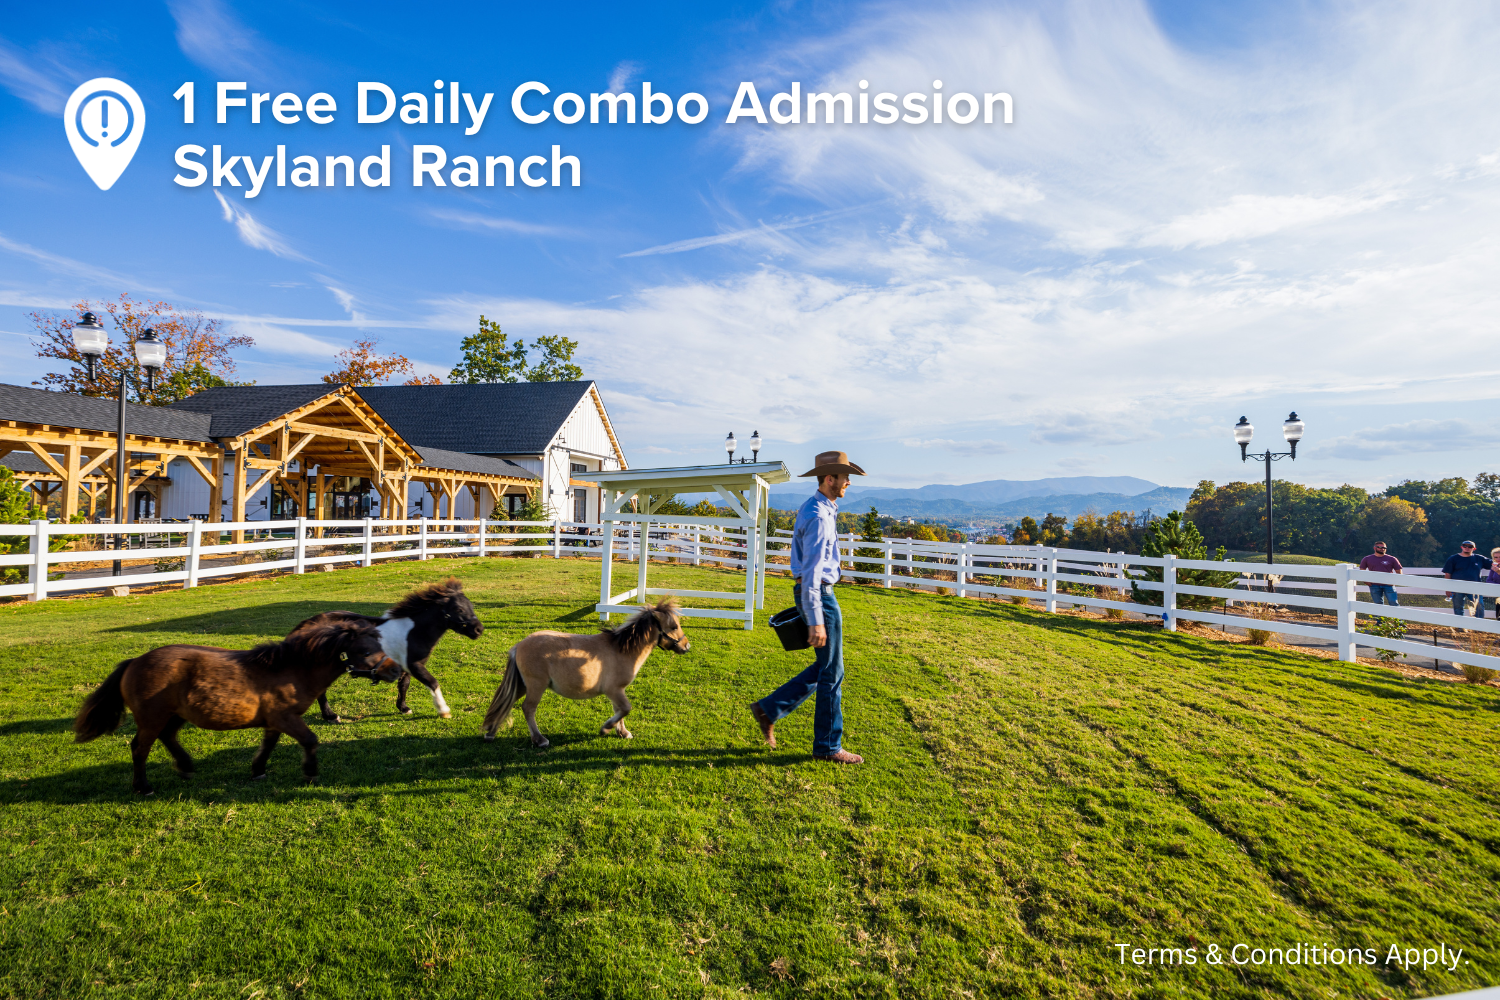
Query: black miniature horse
305 577 485 722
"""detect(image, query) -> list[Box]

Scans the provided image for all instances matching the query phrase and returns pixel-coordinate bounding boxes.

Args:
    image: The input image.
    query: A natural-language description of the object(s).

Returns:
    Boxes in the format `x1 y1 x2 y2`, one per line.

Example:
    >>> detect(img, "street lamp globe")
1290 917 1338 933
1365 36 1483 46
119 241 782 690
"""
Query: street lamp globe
749 430 761 461
725 431 737 463
1281 412 1304 443
134 328 166 370
72 313 109 380
1233 416 1254 445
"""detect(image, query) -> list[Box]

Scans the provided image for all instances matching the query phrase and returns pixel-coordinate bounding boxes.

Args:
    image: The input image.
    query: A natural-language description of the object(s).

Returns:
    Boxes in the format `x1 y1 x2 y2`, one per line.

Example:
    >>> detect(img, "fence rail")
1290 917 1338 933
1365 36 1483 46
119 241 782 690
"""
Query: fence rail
5 518 1498 672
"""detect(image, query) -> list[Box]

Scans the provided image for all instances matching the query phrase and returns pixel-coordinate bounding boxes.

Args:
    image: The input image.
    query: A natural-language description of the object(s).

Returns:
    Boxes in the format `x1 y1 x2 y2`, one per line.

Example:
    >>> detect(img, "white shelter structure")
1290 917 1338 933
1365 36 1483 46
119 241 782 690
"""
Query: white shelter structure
593 462 791 629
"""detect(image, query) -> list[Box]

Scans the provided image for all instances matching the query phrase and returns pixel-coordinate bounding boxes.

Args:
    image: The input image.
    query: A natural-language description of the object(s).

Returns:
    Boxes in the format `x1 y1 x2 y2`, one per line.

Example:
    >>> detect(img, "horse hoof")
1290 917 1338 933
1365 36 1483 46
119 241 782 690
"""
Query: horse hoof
439 711 452 720
400 707 414 716
135 786 155 796
482 733 495 742
322 715 343 724
532 737 550 748
251 773 268 782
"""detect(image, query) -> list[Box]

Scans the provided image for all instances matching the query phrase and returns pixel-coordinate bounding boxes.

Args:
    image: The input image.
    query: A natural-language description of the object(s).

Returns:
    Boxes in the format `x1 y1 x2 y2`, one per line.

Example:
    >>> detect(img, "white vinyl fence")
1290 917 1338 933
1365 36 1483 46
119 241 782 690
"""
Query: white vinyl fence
5 518 1498 672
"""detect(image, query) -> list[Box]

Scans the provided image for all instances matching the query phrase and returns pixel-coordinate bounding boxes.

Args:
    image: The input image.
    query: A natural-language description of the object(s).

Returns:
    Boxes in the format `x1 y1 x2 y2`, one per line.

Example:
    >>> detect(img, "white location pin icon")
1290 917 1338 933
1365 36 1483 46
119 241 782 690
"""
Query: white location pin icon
64 78 146 191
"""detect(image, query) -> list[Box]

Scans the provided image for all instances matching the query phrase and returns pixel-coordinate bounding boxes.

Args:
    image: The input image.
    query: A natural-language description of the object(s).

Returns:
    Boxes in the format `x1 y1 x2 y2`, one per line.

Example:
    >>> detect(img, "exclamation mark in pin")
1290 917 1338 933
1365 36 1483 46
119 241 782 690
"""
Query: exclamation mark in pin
64 77 146 191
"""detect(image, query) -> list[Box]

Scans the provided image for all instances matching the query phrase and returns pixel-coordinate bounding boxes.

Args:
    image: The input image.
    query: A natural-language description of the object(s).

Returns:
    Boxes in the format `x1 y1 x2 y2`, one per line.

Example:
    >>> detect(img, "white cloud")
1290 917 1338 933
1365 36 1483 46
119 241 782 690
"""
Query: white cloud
227 321 339 358
214 191 311 261
620 206 871 257
167 0 277 77
0 37 68 114
1141 192 1401 249
608 61 643 95
0 231 171 293
426 209 574 238
1316 420 1500 461
903 437 1014 456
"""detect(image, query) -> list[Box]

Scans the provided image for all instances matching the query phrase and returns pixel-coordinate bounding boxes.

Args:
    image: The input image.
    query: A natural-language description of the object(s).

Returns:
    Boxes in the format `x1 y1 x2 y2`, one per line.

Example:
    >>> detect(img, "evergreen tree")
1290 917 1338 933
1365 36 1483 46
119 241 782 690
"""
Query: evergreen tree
1129 510 1240 609
854 507 885 578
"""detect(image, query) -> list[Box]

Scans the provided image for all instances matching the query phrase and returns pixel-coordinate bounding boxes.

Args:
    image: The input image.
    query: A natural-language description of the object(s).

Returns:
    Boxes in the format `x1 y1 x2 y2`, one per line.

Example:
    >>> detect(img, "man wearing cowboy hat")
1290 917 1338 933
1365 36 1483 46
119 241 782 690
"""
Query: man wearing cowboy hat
750 450 866 764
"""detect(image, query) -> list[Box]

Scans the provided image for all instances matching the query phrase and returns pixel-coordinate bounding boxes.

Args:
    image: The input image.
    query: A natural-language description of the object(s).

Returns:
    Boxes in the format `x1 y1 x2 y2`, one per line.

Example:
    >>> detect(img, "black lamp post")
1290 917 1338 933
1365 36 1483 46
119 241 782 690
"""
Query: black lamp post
1234 412 1304 593
725 430 763 465
72 314 166 576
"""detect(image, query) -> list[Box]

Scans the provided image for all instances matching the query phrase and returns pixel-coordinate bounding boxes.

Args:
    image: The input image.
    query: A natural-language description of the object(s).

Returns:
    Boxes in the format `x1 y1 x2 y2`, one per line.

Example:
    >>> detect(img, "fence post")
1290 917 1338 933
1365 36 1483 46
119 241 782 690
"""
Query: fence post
293 517 307 574
419 517 429 561
1043 548 1058 613
1336 563 1358 662
1162 554 1178 631
884 540 893 588
957 542 967 598
362 516 374 568
186 519 202 589
477 518 487 559
692 528 700 566
28 519 48 602
553 519 561 559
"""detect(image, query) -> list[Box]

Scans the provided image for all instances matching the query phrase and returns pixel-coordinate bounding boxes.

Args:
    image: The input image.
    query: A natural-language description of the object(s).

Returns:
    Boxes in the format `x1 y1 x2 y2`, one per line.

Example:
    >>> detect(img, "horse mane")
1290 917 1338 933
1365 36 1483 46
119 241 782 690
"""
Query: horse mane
387 577 465 619
245 619 366 672
601 598 679 654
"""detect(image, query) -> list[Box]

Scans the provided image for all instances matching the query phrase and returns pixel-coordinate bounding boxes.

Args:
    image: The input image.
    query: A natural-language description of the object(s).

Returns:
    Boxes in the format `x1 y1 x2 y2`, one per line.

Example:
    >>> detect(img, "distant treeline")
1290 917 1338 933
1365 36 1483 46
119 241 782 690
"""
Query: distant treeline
1185 475 1500 563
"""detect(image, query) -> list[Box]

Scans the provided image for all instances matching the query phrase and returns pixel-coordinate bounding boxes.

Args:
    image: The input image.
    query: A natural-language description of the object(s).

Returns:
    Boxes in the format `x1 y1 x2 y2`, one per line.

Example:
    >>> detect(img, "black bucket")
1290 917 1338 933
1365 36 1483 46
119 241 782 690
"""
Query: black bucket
769 605 811 651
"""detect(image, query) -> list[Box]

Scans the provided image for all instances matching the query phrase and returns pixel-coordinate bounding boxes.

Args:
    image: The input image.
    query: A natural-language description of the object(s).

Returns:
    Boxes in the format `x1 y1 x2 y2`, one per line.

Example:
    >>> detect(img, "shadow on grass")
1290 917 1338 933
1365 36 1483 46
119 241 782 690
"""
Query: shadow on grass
0 733 807 805
100 601 395 636
0 716 74 735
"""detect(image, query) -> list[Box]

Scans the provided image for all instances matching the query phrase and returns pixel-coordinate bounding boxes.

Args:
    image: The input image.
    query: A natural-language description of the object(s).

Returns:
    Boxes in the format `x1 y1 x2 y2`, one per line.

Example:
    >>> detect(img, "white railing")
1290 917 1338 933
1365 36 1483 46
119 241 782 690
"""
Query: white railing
5 517 1497 671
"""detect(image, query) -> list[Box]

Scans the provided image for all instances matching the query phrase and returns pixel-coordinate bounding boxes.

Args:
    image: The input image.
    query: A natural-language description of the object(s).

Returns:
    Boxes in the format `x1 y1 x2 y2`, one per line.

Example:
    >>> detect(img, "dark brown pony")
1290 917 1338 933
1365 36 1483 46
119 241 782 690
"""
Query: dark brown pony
307 578 485 722
74 619 399 794
482 599 690 747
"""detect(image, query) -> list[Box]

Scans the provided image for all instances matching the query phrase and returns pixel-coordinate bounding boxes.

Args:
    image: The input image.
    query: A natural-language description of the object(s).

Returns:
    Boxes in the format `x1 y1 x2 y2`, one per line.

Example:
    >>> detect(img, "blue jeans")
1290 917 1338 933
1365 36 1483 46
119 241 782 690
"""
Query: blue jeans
1452 592 1486 618
759 584 843 755
1368 584 1400 607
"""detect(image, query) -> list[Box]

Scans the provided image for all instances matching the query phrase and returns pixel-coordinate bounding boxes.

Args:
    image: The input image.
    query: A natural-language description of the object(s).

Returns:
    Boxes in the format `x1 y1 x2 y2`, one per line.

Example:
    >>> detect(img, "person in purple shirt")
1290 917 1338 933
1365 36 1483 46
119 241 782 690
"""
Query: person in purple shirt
1488 547 1500 620
1357 541 1403 606
751 450 866 764
1442 541 1493 619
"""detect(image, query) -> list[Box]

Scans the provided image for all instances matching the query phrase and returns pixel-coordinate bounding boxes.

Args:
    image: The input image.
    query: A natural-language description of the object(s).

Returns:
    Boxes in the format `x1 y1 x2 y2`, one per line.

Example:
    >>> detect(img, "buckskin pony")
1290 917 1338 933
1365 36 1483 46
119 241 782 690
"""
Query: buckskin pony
308 577 485 722
482 598 690 748
73 618 399 794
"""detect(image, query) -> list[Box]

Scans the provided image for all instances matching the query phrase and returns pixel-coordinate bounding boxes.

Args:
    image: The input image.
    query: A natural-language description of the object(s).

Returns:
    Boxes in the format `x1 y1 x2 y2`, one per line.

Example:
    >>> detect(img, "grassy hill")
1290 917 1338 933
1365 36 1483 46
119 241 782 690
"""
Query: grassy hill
1 560 1495 999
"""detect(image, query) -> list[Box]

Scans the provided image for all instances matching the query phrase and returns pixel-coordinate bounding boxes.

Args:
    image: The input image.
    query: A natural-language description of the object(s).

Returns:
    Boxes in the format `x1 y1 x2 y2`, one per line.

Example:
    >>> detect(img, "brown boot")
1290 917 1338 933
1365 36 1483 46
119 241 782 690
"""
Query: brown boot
750 702 776 748
814 749 864 764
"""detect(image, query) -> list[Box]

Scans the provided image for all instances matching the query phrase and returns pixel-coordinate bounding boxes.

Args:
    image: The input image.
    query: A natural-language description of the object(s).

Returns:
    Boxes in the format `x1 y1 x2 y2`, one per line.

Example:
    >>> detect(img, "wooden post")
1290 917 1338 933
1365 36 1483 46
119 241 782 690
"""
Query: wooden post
62 442 81 522
230 448 247 546
1162 554 1177 631
636 519 650 605
28 519 48 602
1336 563 1357 662
599 512 615 622
186 518 202 588
209 450 224 529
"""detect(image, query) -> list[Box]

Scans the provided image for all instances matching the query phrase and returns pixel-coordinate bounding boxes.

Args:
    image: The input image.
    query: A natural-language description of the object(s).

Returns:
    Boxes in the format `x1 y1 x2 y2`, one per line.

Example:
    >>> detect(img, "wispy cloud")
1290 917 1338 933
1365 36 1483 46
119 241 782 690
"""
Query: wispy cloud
214 191 311 261
1316 420 1500 461
167 0 277 77
903 438 1015 456
426 209 574 237
608 61 643 94
0 37 69 114
619 206 871 257
0 231 170 293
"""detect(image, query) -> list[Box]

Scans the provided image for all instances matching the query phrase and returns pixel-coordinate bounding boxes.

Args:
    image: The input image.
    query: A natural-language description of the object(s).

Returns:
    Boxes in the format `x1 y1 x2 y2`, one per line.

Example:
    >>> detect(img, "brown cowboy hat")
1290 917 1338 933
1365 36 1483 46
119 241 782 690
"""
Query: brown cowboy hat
800 450 867 478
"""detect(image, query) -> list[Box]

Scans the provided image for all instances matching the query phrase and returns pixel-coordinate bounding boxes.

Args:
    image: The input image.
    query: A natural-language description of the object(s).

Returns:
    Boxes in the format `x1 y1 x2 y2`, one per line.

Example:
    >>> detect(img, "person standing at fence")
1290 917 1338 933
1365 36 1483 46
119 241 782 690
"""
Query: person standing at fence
1487 549 1500 619
751 450 866 764
1442 540 1492 620
1358 541 1403 607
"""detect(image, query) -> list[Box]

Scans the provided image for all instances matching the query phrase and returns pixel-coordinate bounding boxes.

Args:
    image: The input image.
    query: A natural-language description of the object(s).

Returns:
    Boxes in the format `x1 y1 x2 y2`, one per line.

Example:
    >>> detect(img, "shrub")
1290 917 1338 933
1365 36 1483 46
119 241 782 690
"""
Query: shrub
1129 511 1239 610
1244 602 1280 647
1361 615 1408 664
853 508 886 580
1461 663 1498 684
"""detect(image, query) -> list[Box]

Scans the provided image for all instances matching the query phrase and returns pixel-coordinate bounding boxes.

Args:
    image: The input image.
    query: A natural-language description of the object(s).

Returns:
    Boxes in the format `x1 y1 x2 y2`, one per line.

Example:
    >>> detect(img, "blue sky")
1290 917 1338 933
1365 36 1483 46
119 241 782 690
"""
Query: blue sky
2 0 1498 492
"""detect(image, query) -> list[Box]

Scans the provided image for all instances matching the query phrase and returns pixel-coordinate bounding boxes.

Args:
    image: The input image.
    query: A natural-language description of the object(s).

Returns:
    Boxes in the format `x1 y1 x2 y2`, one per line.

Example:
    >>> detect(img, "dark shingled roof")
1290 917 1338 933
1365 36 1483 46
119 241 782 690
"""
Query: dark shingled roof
167 384 339 438
0 383 213 441
358 382 596 455
413 445 538 479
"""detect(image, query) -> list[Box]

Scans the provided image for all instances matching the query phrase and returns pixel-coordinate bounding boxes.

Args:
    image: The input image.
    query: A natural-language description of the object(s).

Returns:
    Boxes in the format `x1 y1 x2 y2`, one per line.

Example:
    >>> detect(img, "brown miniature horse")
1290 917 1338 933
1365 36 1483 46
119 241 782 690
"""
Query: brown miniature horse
482 598 690 748
73 619 399 794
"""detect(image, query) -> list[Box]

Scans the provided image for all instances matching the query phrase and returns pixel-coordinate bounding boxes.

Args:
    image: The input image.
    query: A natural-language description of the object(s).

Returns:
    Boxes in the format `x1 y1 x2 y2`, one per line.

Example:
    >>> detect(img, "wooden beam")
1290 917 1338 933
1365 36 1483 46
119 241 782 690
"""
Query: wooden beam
22 442 67 479
284 421 381 443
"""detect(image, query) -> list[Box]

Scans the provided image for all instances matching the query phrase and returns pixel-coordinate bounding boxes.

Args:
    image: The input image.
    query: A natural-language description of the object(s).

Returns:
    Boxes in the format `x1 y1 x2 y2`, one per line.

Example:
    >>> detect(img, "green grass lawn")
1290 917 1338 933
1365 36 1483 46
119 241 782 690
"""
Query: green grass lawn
1 558 1497 999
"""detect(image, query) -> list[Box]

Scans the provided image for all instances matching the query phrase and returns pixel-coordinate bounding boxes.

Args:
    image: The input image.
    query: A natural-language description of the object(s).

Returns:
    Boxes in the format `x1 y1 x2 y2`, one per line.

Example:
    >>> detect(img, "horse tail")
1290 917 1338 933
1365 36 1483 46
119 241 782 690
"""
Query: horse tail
74 660 131 743
482 648 524 739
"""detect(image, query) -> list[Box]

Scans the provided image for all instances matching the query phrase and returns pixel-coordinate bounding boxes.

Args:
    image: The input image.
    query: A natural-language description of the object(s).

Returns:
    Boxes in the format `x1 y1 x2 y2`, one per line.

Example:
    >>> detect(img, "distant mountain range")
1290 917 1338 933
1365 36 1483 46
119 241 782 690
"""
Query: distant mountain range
765 476 1191 522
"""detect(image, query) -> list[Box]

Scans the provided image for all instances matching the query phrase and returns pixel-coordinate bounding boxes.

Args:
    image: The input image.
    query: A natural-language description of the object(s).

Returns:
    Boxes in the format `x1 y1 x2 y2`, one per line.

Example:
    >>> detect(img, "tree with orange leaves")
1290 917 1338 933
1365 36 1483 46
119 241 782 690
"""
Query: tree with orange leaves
30 295 255 404
322 338 442 386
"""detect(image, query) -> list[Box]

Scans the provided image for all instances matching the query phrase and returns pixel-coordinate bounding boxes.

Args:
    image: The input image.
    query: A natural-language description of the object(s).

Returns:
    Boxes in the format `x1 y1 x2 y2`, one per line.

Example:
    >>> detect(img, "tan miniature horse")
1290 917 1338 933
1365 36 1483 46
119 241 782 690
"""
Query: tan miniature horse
73 619 400 793
482 599 690 747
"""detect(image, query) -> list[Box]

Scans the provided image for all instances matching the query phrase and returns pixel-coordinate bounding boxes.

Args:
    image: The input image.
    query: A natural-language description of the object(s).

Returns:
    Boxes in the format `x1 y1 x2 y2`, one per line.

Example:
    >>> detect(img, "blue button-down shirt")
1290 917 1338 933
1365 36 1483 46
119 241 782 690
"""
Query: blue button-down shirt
790 491 840 625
